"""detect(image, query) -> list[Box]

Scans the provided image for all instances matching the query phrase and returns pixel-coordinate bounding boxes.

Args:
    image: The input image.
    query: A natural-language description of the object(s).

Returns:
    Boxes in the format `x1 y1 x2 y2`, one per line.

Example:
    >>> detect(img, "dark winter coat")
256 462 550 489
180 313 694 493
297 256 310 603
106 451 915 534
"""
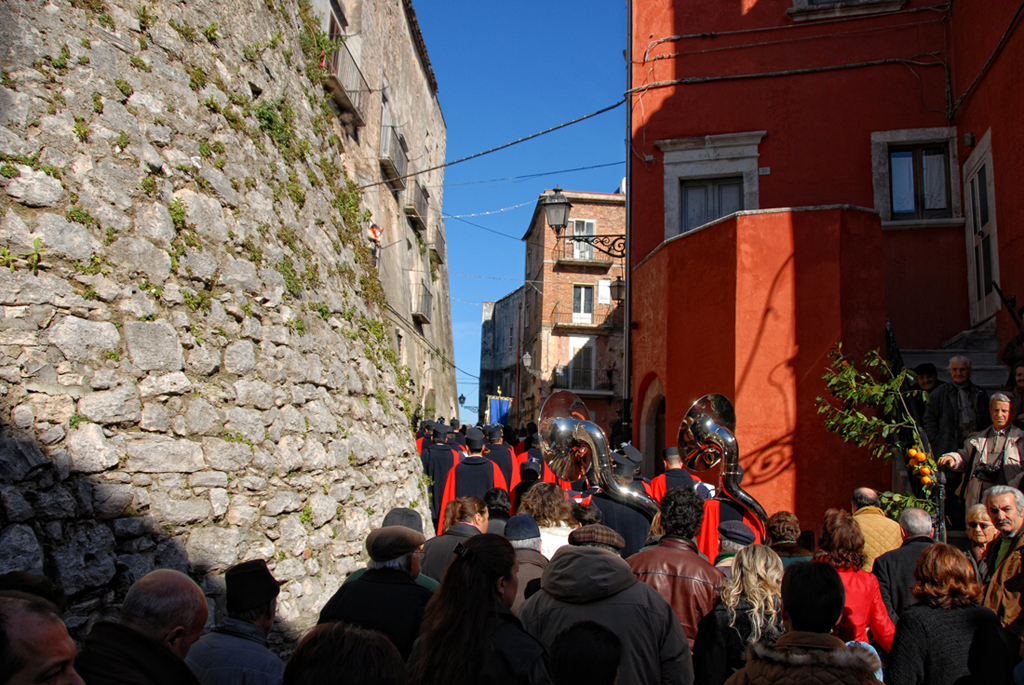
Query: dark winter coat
513 547 548 615
76 621 202 685
692 600 784 685
185 619 284 685
887 603 1008 685
420 521 481 581
318 567 433 659
769 542 814 569
408 602 551 685
872 535 934 623
723 632 881 685
589 491 653 558
923 381 990 456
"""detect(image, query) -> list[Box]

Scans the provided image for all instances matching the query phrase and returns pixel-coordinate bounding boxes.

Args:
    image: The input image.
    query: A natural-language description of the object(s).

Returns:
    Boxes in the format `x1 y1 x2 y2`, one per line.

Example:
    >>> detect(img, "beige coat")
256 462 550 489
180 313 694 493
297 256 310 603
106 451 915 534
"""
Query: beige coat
853 506 902 571
944 425 1024 510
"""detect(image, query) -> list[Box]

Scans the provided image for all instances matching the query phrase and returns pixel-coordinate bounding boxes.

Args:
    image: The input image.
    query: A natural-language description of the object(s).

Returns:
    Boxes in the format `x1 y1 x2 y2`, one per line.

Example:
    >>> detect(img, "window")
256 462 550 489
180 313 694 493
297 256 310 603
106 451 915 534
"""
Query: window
888 144 951 220
570 220 595 260
788 0 906 22
656 131 765 241
680 176 744 234
870 128 961 226
570 344 594 390
572 285 594 324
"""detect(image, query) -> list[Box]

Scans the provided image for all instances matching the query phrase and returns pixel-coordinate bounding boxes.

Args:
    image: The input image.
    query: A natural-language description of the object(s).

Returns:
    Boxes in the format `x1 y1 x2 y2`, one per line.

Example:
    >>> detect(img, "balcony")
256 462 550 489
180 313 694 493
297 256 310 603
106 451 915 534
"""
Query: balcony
379 125 408 190
552 302 617 333
553 365 614 394
428 224 446 265
404 181 429 228
324 41 367 127
412 280 433 325
555 237 619 268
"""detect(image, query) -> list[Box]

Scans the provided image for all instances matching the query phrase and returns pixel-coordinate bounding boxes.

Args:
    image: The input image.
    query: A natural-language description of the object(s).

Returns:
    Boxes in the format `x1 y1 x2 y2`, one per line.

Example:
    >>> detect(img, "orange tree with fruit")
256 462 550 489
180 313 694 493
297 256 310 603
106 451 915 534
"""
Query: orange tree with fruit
815 344 938 518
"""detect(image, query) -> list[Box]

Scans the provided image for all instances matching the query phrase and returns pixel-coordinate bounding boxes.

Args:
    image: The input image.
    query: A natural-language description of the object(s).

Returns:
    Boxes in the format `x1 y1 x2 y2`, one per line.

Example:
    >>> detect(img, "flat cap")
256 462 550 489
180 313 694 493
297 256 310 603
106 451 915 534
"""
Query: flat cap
381 507 424 534
520 459 542 478
466 427 485 451
569 524 625 550
487 425 503 442
505 514 541 541
366 526 426 562
432 423 450 437
719 520 756 546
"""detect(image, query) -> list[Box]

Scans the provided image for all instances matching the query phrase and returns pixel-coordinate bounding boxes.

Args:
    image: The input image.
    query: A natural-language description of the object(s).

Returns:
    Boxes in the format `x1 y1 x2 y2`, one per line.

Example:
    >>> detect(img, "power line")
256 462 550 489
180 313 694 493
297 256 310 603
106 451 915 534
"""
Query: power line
358 99 626 190
430 161 624 189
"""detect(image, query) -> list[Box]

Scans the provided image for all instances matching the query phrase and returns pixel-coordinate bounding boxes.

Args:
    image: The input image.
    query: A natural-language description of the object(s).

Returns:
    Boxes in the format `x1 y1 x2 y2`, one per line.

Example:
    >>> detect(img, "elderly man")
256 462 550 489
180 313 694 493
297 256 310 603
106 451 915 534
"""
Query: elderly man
925 356 990 527
983 486 1024 636
627 486 725 647
519 524 693 685
714 521 755 579
872 507 934 623
186 560 285 685
939 393 1024 515
851 488 902 571
76 569 207 685
505 514 548 614
317 526 432 659
0 592 84 685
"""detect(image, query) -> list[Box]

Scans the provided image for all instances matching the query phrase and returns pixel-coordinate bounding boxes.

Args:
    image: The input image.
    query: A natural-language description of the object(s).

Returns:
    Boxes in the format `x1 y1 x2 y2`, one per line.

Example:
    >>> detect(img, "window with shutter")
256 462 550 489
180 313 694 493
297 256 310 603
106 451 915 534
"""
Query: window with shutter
680 176 744 234
572 285 594 324
572 220 596 261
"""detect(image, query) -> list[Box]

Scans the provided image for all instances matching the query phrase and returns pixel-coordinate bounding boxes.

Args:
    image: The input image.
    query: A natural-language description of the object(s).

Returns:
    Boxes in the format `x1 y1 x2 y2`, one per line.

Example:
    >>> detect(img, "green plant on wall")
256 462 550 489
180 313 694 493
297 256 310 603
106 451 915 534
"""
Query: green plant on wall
816 344 937 514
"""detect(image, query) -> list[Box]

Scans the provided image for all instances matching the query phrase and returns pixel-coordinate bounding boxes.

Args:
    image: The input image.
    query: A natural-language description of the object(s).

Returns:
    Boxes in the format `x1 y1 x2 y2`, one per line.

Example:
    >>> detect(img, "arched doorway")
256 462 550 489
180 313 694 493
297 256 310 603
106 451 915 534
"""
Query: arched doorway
639 376 665 479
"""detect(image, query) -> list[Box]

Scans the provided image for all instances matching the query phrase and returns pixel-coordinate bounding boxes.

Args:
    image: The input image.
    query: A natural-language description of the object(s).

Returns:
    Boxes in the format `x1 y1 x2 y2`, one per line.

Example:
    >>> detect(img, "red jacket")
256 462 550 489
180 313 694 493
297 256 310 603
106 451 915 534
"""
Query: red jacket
835 567 896 652
694 498 763 562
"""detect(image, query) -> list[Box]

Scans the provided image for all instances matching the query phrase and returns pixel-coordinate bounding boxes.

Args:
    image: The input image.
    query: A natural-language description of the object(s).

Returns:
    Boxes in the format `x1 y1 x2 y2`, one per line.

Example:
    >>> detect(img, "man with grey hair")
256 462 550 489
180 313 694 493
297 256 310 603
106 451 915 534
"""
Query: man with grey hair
76 569 207 685
926 355 990 528
318 526 431 659
504 514 547 614
939 392 1023 516
983 486 1024 636
0 591 84 685
872 507 934 622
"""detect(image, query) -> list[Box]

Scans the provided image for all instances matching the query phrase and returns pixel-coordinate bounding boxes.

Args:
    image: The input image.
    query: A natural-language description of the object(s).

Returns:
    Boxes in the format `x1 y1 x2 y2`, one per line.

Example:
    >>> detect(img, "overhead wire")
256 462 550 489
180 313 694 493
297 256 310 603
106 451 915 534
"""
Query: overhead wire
430 161 624 189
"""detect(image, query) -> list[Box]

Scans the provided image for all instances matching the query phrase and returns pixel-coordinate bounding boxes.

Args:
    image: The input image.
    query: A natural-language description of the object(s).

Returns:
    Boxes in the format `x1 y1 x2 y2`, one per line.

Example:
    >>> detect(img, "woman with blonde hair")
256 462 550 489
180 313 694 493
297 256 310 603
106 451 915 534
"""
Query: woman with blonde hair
518 483 574 558
691 544 785 685
965 503 999 582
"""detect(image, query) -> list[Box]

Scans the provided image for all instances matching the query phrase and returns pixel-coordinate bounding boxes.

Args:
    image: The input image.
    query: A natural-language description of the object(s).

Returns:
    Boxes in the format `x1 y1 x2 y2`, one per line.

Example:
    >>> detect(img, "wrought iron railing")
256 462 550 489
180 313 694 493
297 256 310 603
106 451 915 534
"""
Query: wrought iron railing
379 125 408 190
326 41 368 126
552 302 616 328
405 181 429 227
412 281 432 325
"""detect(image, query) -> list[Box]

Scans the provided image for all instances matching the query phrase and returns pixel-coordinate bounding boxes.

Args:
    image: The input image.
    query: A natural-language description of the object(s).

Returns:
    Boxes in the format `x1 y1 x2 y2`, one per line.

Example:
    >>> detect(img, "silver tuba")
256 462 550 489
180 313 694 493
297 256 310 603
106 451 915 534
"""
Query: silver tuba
538 390 660 518
679 394 768 535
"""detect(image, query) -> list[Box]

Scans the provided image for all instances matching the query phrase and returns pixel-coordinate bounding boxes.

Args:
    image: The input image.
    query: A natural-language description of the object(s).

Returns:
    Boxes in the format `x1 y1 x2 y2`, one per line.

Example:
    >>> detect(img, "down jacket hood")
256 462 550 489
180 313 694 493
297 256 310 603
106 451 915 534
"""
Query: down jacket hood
540 545 637 603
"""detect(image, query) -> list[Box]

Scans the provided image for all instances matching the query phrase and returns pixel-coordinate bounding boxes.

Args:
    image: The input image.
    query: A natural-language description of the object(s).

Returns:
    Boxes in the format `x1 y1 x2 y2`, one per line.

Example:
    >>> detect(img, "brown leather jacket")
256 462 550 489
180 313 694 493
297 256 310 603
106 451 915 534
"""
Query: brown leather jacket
984 527 1024 637
627 535 725 646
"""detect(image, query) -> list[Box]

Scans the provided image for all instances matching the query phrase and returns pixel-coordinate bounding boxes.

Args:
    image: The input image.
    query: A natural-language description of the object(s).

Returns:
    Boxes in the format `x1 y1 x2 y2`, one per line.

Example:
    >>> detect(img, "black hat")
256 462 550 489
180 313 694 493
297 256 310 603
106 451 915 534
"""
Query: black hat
568 524 625 550
528 433 542 449
487 425 503 442
450 418 461 430
382 507 424 534
527 421 538 434
719 520 756 546
466 427 485 452
366 526 426 562
520 459 542 479
611 445 642 477
914 363 938 376
433 423 450 438
225 559 281 614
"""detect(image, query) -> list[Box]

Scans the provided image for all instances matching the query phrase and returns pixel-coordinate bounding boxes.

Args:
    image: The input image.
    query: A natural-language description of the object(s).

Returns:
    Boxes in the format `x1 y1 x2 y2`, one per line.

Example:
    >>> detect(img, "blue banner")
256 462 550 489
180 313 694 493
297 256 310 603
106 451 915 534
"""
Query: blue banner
488 396 511 425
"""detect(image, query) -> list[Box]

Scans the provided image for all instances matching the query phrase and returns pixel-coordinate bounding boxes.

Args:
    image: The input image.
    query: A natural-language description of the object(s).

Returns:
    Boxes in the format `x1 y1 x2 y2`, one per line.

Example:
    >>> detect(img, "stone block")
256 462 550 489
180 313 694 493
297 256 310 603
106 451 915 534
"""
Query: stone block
78 385 141 424
140 403 170 432
176 189 228 243
0 524 43 575
187 526 241 571
126 435 204 473
135 202 175 249
308 492 337 529
67 423 119 473
92 482 133 519
138 371 193 399
225 407 264 443
125 320 183 371
234 379 274 410
223 340 255 375
209 488 229 518
202 437 253 472
0 485 33 522
33 487 77 520
265 491 303 516
149 492 212 525
52 525 116 595
33 213 99 261
189 471 228 488
0 435 47 482
48 316 120 362
107 237 172 284
187 343 220 376
185 398 222 435
4 166 63 207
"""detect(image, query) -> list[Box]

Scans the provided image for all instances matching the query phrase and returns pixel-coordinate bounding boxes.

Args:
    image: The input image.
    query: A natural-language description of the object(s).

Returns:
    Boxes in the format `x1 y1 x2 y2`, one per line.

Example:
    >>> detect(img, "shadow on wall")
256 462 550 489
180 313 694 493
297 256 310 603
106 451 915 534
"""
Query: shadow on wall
0 420 309 652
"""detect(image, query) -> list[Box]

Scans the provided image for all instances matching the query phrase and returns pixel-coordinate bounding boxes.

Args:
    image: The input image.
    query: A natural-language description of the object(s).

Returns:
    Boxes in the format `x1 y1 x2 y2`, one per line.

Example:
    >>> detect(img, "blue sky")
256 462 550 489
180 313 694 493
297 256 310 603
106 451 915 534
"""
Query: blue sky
415 0 628 422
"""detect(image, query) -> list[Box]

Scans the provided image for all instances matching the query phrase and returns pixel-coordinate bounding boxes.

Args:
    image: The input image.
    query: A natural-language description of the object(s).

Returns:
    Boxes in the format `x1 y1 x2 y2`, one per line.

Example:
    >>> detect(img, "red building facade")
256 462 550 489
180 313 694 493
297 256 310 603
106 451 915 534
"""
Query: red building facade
628 0 1024 526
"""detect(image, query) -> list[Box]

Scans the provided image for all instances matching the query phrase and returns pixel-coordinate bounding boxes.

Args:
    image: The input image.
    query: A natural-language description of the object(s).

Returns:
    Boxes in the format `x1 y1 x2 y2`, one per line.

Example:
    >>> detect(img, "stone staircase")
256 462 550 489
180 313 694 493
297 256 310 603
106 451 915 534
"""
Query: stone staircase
901 328 1009 391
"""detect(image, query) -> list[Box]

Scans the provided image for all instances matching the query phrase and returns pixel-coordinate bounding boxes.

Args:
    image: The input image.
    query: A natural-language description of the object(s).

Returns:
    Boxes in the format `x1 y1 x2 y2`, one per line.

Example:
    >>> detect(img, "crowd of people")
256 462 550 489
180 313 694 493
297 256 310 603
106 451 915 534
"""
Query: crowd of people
6 394 1024 685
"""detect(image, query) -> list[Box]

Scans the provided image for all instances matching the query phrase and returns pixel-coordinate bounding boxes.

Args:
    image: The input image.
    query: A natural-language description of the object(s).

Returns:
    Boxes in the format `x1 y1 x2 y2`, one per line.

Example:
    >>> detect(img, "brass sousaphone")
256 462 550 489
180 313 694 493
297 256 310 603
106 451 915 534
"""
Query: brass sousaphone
538 390 660 518
679 394 768 535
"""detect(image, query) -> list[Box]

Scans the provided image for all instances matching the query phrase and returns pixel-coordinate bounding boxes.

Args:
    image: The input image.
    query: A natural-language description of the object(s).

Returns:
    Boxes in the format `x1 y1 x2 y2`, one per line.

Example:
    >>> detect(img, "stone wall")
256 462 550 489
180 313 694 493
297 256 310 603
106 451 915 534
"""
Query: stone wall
0 0 432 646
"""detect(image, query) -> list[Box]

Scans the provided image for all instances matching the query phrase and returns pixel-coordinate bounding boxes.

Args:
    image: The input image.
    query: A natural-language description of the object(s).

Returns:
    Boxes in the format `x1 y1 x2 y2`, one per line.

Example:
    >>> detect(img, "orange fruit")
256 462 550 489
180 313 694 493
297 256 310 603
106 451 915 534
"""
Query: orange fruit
921 476 932 485
919 466 932 476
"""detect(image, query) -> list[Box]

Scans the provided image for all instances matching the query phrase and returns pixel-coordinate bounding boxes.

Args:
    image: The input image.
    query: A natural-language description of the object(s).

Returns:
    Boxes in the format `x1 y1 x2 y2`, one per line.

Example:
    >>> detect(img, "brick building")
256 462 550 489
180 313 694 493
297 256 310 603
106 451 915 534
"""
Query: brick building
517 189 627 436
627 0 1024 526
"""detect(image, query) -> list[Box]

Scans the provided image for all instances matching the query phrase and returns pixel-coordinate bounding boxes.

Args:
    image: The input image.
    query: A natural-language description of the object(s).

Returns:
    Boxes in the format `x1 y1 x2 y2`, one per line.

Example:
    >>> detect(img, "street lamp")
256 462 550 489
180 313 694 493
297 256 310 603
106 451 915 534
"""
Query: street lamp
458 393 466 406
543 186 572 236
522 351 532 369
610 276 626 303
